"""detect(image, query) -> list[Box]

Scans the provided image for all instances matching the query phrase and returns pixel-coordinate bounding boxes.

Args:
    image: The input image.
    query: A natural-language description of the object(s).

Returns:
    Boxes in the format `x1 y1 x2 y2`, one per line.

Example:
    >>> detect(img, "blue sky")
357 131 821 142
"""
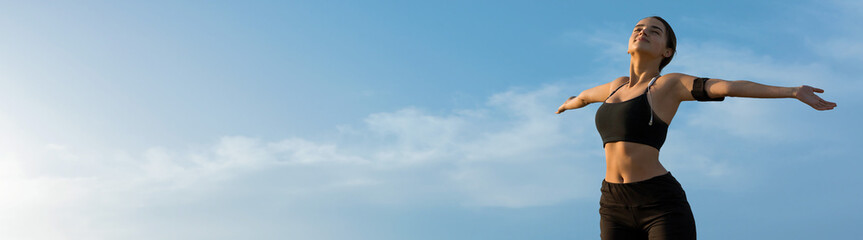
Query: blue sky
0 0 860 239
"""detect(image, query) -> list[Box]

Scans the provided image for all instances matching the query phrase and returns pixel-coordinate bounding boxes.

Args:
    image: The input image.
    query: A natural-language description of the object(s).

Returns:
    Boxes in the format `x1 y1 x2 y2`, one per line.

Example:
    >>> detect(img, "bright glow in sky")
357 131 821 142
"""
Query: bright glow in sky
0 1 860 239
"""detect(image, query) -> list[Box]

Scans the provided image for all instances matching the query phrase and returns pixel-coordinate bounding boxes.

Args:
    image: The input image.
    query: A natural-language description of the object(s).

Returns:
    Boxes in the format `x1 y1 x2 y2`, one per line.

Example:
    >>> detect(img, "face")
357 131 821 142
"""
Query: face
627 17 673 58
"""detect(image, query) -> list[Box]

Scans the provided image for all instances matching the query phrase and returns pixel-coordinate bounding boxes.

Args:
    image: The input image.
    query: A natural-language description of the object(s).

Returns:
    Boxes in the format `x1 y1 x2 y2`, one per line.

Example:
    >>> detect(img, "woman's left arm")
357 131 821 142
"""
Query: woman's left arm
668 73 837 111
713 80 837 110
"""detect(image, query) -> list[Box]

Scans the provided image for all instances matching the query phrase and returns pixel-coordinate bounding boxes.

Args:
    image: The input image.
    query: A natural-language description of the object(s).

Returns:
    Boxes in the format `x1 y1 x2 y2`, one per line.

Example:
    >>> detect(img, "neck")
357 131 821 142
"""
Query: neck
628 54 663 86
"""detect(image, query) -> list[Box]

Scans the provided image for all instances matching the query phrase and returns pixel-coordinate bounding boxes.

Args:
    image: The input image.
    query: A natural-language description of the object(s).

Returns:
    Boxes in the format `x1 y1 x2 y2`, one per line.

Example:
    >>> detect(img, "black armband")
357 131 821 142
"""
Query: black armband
691 77 725 101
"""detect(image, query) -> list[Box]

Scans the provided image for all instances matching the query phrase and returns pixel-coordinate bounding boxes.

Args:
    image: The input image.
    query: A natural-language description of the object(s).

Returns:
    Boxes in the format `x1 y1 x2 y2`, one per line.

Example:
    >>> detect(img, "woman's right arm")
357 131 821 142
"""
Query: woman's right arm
556 77 624 114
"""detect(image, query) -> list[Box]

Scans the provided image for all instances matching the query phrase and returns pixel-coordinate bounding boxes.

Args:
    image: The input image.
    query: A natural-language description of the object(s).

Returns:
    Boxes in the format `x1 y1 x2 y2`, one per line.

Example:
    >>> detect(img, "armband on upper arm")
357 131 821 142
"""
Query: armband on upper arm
691 78 725 101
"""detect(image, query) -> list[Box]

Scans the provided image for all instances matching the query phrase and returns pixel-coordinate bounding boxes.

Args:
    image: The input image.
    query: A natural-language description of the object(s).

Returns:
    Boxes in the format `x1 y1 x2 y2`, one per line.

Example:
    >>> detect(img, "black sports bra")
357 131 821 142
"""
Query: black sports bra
594 76 725 151
595 76 669 150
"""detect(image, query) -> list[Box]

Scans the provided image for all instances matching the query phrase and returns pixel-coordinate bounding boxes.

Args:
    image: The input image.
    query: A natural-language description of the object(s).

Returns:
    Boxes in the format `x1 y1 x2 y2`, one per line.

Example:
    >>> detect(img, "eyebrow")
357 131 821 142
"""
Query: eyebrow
634 24 664 33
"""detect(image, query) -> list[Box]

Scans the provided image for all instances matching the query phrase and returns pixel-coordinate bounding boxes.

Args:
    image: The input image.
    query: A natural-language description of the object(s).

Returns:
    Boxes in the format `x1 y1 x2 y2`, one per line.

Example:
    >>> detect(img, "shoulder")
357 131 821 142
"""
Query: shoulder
577 76 632 104
605 76 629 92
659 72 697 82
612 76 628 84
658 72 700 89
659 72 713 101
608 76 628 89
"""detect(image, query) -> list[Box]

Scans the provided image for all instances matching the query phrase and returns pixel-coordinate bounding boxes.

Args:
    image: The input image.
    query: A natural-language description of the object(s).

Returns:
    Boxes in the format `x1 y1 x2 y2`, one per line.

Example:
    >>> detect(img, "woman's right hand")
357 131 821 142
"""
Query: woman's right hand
556 96 577 114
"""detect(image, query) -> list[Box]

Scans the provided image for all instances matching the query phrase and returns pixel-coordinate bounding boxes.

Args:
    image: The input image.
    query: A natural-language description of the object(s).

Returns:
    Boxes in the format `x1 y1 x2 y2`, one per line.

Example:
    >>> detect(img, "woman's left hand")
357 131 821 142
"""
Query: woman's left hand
795 85 837 110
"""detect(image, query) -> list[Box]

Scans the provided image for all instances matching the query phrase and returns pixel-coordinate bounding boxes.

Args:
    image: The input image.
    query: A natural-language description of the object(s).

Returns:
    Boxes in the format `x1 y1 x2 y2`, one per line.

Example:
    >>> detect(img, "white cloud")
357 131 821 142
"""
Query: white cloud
0 84 611 239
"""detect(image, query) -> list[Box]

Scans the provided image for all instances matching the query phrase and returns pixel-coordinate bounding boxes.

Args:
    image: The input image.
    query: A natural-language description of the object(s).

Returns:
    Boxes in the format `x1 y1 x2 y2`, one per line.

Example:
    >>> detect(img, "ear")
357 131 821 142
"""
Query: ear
663 48 674 58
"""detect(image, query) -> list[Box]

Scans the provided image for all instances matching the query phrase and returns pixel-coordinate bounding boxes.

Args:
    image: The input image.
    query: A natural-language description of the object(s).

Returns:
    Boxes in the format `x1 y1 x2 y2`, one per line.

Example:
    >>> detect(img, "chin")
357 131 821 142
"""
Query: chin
629 45 659 56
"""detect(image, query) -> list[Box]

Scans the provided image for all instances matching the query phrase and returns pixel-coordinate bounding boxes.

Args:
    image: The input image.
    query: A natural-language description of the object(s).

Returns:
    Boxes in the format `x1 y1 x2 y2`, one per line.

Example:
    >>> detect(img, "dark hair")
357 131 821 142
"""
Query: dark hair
648 16 676 72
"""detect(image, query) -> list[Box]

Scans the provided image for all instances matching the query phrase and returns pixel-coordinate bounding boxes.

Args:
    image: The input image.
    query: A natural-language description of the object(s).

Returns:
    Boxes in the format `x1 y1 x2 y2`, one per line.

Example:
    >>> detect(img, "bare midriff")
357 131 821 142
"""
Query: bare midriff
603 141 668 183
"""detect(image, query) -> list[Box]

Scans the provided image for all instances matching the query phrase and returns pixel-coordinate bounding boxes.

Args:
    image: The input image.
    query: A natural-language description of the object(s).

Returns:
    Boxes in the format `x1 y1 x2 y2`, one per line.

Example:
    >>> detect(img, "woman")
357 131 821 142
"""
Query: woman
555 16 836 240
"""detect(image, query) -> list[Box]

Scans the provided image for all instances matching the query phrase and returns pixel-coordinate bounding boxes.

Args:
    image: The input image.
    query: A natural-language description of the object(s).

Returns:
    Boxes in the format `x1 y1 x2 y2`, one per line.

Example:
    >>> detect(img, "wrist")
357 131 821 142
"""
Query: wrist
790 86 800 98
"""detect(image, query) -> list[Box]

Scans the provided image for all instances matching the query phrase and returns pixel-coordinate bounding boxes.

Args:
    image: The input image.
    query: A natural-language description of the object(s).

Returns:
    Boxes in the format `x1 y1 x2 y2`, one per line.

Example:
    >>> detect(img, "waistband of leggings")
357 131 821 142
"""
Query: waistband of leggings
602 171 674 186
600 171 687 207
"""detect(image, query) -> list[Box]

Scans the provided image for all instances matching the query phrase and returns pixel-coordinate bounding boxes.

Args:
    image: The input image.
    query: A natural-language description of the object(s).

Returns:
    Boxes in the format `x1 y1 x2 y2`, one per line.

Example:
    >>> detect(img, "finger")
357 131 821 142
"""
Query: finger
813 87 825 93
814 99 830 107
817 103 831 110
812 102 823 109
812 95 826 102
818 101 836 110
819 99 837 107
816 102 827 109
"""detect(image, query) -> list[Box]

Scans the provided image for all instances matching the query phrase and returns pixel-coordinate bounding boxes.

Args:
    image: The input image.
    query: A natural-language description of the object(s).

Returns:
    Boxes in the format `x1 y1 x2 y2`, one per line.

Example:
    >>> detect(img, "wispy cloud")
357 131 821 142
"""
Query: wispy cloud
0 84 610 238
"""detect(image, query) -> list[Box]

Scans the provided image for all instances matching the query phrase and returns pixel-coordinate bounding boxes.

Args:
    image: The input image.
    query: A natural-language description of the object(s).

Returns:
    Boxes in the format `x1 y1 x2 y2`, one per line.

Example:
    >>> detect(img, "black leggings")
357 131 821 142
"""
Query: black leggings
599 172 696 240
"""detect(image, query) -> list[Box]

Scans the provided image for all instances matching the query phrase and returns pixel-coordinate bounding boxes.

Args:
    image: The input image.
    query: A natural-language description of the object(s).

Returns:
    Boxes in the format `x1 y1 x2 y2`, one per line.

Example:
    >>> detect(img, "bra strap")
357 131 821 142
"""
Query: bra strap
605 80 630 101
